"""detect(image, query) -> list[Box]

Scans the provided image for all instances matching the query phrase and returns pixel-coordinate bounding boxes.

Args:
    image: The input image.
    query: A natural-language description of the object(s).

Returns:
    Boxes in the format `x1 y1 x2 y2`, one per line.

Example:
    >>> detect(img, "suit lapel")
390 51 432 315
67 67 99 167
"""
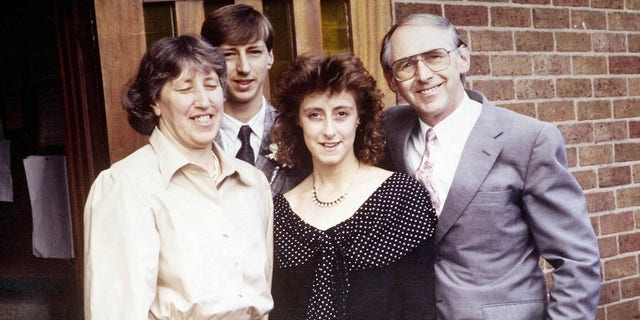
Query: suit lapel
388 111 418 174
255 103 277 178
435 98 503 243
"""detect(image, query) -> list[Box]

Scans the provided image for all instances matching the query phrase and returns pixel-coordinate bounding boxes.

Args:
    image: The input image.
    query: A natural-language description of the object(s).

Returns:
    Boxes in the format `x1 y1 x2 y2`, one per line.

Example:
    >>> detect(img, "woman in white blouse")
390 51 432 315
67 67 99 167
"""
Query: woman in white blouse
83 34 273 320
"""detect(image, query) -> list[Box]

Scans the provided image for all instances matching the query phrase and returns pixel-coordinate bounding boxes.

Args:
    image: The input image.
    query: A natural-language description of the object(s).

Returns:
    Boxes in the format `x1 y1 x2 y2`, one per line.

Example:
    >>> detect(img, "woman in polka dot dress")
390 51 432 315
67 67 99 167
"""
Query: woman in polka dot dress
269 53 438 320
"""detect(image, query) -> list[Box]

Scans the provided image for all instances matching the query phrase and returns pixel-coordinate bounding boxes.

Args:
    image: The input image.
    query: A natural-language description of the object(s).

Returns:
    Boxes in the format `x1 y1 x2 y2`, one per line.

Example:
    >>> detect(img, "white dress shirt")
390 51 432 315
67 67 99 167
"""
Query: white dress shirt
407 93 482 213
84 128 274 320
219 97 267 162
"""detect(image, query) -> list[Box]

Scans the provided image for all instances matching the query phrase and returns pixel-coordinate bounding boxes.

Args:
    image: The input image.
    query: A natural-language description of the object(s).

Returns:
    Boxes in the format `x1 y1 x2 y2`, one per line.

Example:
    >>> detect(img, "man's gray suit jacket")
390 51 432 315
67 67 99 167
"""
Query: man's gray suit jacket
382 90 600 320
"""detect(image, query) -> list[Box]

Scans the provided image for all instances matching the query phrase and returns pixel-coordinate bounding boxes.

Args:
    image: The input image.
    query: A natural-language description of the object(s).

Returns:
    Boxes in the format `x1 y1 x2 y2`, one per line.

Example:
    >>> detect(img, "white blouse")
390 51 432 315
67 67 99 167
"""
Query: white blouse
84 128 273 319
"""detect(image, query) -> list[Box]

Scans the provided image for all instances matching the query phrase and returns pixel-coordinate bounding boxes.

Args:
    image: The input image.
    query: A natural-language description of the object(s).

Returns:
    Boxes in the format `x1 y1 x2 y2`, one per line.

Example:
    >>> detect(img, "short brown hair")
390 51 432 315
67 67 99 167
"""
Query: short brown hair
271 53 386 168
201 4 274 50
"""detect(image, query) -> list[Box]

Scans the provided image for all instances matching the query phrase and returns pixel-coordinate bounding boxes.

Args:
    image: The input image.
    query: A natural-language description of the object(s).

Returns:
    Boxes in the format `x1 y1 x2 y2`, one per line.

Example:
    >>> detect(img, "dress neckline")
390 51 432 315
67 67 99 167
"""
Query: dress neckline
275 172 399 233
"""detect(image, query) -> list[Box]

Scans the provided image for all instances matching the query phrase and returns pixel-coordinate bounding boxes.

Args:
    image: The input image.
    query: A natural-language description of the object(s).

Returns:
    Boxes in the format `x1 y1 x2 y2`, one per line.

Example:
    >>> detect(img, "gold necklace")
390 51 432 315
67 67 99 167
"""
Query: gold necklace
311 163 360 208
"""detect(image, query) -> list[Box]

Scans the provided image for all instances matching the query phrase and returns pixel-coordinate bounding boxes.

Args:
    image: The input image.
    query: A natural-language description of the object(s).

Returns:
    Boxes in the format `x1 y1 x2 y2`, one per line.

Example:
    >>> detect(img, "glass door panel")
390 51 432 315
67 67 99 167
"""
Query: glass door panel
143 2 176 46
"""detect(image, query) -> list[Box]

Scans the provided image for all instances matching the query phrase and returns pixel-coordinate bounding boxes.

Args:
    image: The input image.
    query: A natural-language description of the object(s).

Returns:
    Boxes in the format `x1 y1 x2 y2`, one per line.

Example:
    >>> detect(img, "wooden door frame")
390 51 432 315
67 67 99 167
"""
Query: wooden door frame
56 0 111 310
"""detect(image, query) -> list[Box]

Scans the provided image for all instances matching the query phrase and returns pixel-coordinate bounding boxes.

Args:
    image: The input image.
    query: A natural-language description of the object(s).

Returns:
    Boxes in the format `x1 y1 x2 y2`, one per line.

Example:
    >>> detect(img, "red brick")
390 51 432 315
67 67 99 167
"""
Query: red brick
556 32 591 52
556 0 589 5
572 169 597 190
615 143 640 162
608 11 640 32
579 144 613 166
594 78 627 97
629 78 640 96
617 187 640 208
636 209 640 228
599 280 621 304
532 8 569 29
600 211 634 235
458 28 470 47
533 55 571 75
596 307 605 320
538 100 575 122
497 102 536 118
514 0 549 3
598 236 619 258
490 7 531 27
515 79 555 100
584 191 616 212
394 3 441 23
590 216 600 236
515 31 554 52
630 34 640 53
603 256 638 280
635 165 640 184
610 56 640 75
613 99 640 118
606 299 640 320
593 78 627 97
567 147 577 167
471 79 515 101
470 30 513 51
577 100 612 120
620 232 640 254
594 121 628 143
469 54 490 76
444 5 488 27
630 0 640 10
593 32 627 52
572 55 607 75
571 10 606 30
492 55 531 76
592 0 625 8
558 123 593 144
599 166 632 187
557 78 592 98
631 121 640 139
621 277 640 299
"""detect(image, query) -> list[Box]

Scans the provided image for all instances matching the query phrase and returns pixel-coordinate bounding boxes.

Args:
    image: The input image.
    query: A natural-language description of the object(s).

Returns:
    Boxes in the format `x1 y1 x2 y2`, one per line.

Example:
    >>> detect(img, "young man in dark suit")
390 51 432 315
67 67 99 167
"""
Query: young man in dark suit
201 4 308 194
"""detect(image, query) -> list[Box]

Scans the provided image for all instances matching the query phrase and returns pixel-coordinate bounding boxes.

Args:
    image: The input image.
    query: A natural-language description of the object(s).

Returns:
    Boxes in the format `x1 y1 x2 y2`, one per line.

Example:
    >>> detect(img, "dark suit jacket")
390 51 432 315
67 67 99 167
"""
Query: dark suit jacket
216 103 309 195
382 90 600 320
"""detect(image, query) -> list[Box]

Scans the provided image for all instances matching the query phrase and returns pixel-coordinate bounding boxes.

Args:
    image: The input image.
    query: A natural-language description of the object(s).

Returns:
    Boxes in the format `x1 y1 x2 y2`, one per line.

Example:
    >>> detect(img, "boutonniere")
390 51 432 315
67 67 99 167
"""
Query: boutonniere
267 143 293 168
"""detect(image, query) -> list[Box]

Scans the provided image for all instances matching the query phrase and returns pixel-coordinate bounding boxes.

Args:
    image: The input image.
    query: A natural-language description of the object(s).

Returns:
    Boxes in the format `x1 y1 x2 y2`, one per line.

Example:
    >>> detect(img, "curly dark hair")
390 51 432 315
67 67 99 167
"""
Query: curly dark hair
122 34 227 135
271 53 386 168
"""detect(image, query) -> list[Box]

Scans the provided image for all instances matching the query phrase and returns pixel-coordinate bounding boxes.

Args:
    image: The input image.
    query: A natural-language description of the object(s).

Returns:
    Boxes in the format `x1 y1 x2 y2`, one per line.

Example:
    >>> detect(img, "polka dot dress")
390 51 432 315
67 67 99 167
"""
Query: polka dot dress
272 172 437 320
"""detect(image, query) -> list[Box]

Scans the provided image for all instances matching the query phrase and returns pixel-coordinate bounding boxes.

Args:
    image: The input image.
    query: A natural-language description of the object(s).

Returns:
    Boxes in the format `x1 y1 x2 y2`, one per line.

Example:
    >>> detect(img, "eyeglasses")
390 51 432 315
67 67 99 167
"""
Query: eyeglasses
390 47 460 82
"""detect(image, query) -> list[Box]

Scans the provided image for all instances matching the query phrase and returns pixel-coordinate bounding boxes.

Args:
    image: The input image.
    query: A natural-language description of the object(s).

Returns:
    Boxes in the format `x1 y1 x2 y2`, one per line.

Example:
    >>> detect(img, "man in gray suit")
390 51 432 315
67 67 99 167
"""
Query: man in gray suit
379 14 600 319
201 4 308 194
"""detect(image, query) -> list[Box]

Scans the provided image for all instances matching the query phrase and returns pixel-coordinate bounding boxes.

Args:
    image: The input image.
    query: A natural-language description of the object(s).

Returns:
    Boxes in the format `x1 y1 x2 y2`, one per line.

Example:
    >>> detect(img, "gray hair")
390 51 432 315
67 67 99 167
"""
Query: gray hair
379 14 466 76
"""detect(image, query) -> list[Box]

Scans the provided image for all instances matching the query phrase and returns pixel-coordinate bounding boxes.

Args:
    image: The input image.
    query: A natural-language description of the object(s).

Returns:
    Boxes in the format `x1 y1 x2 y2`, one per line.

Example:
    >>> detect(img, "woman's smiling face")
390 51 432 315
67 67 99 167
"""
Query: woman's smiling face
153 67 225 152
298 90 360 167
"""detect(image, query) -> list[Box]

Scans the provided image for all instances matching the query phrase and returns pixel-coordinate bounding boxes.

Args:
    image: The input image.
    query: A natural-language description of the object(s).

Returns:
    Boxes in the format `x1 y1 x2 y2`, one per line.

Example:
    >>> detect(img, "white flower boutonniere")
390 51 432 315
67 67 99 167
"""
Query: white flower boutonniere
267 143 293 168
266 143 278 162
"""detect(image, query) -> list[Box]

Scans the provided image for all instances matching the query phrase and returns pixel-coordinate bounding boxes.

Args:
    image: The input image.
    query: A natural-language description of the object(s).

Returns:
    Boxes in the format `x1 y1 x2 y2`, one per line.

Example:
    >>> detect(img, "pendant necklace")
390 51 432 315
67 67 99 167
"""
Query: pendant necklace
312 163 361 208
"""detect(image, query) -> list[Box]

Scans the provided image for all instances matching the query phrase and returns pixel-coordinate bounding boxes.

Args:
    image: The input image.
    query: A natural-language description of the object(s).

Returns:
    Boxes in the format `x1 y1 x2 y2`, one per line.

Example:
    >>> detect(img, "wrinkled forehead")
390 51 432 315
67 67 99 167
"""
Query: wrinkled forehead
389 24 457 62
173 63 219 82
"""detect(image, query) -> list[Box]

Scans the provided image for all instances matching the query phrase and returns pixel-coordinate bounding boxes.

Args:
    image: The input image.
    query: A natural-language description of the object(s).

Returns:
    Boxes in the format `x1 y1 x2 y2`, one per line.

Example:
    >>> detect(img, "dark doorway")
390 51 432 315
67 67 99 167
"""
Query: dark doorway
0 0 108 318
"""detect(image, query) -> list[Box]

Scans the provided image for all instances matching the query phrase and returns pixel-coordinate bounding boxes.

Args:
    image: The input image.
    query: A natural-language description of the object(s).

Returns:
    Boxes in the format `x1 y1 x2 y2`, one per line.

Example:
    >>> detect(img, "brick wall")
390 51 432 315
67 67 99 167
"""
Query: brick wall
390 1 640 319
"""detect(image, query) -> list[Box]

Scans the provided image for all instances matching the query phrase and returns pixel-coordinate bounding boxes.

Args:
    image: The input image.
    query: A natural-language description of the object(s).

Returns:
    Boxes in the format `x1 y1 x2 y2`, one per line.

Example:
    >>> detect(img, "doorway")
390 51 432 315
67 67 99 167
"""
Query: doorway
0 0 107 318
